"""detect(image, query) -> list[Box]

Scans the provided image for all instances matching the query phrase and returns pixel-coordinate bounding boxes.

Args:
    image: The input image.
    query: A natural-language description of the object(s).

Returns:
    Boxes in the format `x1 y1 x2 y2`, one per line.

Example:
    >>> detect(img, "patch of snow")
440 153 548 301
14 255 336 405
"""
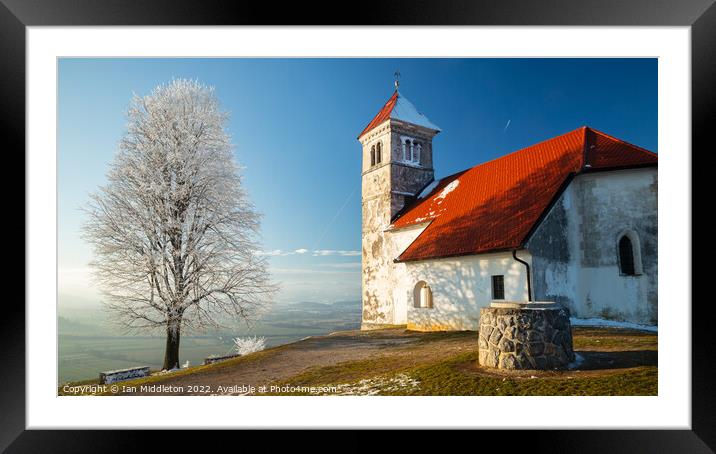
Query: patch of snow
435 180 459 201
391 92 441 131
418 179 441 199
324 374 420 396
567 353 585 370
397 159 424 169
570 317 657 333
153 367 181 376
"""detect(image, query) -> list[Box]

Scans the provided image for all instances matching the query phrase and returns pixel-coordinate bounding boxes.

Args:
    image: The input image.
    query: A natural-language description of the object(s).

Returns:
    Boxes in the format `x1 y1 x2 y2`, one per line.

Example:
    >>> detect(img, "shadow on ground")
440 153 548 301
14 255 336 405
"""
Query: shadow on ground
576 349 657 371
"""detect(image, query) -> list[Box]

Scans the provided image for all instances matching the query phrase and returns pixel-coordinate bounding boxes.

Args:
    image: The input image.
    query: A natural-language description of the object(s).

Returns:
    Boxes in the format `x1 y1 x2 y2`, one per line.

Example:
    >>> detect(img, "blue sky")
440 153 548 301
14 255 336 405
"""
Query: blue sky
58 58 657 305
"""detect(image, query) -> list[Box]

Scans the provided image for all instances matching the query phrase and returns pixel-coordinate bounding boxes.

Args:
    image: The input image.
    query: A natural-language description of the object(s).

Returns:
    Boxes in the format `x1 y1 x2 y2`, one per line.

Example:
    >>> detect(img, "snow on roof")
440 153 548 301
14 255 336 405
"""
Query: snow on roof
390 92 441 132
434 179 459 201
358 91 440 139
417 179 441 199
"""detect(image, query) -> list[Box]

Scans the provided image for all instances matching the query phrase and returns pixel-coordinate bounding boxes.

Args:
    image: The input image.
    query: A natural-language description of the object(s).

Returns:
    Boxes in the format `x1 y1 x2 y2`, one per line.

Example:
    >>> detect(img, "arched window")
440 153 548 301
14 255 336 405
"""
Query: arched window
414 143 422 164
618 236 635 275
617 231 642 276
413 281 433 309
376 142 382 164
401 139 407 161
370 145 376 166
409 140 414 162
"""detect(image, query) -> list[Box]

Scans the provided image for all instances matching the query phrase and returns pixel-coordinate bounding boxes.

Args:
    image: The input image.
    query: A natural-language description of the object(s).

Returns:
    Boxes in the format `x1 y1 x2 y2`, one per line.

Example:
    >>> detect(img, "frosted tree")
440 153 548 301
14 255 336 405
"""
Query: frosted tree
83 79 275 370
233 336 267 356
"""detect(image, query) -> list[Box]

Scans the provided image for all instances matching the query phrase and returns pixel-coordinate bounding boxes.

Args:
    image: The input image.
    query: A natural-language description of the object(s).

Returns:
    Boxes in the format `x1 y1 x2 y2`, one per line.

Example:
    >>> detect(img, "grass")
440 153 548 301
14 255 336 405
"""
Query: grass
267 351 657 396
397 352 657 396
59 326 658 397
571 327 657 350
265 327 658 396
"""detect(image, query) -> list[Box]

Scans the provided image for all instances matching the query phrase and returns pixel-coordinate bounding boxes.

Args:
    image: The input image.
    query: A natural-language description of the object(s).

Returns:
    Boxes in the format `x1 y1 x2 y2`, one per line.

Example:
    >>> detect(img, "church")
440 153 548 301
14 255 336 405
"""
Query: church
359 88 658 331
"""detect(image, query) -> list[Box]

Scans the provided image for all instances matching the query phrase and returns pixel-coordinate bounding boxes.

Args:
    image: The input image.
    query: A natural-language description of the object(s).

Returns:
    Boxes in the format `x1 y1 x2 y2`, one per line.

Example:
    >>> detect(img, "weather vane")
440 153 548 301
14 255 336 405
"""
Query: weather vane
394 70 401 90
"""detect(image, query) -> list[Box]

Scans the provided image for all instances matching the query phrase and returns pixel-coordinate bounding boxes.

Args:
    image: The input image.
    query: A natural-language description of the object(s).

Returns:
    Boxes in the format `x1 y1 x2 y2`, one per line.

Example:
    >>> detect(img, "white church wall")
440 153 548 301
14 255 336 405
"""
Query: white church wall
386 231 531 330
387 223 429 324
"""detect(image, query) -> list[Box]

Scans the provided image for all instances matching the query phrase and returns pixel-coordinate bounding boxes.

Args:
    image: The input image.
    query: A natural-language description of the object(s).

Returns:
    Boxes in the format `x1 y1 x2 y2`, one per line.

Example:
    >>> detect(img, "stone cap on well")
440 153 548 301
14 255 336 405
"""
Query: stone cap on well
489 301 556 309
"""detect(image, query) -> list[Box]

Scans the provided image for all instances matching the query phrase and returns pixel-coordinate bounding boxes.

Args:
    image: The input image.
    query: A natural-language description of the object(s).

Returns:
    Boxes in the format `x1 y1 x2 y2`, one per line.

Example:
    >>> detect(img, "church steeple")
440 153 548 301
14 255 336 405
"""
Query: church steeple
358 89 440 207
359 86 441 328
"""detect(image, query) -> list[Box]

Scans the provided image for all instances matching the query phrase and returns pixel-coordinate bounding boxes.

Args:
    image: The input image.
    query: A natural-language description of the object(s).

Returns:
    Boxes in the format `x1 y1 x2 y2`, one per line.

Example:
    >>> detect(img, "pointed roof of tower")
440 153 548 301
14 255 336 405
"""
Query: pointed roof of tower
358 91 441 139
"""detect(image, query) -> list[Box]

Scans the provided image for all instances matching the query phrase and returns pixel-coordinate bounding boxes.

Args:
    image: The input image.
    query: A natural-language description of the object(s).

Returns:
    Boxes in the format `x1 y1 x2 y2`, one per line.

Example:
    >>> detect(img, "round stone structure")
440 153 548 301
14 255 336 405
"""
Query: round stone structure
478 302 575 370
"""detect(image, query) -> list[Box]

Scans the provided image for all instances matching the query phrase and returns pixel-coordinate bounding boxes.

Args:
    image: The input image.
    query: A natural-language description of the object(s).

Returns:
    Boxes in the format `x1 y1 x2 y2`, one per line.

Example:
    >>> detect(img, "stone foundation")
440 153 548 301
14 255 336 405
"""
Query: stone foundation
478 302 575 370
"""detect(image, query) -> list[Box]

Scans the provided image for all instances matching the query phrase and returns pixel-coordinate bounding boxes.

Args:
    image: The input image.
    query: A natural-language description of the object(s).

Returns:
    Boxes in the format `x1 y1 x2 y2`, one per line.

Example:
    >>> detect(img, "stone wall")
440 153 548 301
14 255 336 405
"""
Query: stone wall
478 304 574 370
360 119 438 328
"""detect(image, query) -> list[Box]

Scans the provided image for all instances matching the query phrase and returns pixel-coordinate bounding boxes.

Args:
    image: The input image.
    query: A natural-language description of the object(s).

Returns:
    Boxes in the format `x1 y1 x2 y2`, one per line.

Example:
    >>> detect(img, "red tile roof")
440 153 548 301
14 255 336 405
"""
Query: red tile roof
358 91 399 139
392 126 657 262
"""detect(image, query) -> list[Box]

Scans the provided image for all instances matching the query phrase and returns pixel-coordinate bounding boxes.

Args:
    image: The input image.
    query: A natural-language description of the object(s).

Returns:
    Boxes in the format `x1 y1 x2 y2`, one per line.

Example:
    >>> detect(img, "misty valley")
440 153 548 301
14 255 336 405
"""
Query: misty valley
58 300 360 383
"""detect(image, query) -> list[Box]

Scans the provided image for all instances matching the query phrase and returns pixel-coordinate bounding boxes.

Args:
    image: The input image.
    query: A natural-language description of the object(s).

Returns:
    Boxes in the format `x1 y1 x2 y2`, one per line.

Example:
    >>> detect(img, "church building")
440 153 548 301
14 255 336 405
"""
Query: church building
359 88 658 331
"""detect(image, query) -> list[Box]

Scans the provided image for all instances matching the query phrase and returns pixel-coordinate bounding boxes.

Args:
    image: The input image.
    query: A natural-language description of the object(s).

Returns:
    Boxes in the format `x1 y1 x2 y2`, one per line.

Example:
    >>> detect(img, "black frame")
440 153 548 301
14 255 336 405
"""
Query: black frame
5 0 709 450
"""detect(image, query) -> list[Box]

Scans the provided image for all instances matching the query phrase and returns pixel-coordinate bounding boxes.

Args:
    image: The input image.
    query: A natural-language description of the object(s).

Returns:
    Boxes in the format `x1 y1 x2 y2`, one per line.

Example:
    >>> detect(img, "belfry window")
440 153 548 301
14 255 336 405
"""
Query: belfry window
376 142 382 164
401 136 421 165
370 145 376 167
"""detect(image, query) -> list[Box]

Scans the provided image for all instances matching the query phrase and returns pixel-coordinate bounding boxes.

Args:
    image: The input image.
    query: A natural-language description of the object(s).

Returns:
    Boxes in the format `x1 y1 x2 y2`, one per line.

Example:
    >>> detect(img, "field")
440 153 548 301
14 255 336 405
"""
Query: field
60 326 657 396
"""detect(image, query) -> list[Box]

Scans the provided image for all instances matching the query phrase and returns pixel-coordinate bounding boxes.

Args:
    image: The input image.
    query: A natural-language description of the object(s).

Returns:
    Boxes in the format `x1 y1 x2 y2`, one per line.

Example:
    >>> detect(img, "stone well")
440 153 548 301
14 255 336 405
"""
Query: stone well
478 301 575 370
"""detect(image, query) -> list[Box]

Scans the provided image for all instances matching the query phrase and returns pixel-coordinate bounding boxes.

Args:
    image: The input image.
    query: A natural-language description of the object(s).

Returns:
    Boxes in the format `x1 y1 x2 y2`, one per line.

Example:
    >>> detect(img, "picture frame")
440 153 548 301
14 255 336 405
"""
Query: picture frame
6 0 709 449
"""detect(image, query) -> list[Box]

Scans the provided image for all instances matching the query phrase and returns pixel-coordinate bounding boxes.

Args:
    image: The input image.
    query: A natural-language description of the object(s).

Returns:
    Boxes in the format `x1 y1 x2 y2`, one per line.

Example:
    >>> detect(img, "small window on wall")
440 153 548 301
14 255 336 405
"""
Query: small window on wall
370 145 376 166
618 235 637 275
413 281 433 308
491 275 505 300
617 230 642 276
376 142 382 164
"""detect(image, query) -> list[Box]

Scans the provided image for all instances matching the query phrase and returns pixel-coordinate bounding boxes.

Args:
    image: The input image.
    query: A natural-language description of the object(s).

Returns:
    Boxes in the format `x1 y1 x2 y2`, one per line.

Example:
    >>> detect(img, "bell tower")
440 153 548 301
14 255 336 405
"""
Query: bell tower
359 81 441 329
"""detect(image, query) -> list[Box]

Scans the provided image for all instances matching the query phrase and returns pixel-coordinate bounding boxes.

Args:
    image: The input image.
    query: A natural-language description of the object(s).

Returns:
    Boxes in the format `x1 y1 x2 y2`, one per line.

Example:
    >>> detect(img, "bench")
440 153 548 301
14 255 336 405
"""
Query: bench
99 366 151 384
203 353 241 365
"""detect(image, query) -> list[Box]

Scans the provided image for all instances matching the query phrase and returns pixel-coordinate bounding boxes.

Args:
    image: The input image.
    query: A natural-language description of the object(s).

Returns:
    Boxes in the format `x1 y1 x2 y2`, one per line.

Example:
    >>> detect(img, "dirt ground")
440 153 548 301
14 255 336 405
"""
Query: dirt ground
105 327 657 396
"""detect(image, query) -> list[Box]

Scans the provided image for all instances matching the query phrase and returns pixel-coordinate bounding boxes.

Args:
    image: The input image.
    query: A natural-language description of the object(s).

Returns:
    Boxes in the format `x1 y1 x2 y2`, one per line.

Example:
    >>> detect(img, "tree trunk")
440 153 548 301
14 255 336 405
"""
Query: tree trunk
162 323 181 370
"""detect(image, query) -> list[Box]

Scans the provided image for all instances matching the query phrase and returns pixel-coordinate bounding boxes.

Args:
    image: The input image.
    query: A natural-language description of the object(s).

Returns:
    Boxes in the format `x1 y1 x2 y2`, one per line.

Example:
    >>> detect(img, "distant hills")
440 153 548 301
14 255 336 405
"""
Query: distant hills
58 298 361 337
58 298 362 383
